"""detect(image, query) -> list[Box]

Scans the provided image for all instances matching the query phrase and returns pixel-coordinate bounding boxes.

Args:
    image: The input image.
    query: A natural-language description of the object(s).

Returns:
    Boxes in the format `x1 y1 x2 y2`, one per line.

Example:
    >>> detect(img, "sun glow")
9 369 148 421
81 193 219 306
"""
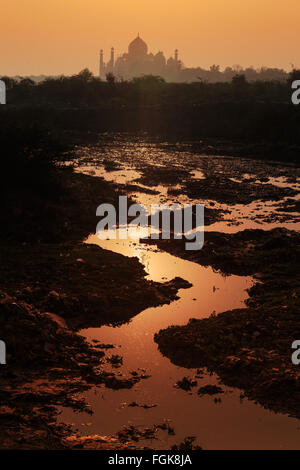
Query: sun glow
0 0 299 75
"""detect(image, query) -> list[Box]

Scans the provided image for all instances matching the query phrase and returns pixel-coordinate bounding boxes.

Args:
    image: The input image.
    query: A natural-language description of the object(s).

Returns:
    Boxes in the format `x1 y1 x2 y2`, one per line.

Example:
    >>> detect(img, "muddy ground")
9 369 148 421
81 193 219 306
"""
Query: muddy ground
0 167 190 449
1 137 300 449
114 142 300 420
84 139 300 422
72 137 300 227
153 228 300 419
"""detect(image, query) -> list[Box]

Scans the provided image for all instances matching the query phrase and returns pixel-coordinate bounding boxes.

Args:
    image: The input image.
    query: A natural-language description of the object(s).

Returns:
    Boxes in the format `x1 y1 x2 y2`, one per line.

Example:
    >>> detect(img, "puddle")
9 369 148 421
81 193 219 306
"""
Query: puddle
74 164 141 186
206 198 300 233
69 143 300 233
59 232 300 450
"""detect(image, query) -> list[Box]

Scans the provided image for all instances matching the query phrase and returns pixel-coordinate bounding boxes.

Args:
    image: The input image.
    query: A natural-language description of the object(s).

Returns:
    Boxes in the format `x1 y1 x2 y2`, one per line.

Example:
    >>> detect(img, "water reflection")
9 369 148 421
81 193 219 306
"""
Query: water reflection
59 233 300 450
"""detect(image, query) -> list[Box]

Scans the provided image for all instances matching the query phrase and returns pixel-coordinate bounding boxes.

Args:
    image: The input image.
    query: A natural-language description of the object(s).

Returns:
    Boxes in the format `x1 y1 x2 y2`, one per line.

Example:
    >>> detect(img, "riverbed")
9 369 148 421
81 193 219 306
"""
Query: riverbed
59 140 300 449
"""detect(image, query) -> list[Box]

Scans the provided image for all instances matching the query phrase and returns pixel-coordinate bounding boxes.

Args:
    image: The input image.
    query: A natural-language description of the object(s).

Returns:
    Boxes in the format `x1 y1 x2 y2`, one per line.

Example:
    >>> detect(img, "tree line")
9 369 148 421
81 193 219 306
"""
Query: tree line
1 68 300 107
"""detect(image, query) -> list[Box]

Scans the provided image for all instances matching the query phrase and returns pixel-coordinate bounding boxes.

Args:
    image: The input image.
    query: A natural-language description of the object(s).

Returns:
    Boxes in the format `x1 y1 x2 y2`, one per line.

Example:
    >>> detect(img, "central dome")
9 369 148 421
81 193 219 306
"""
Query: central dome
128 35 148 56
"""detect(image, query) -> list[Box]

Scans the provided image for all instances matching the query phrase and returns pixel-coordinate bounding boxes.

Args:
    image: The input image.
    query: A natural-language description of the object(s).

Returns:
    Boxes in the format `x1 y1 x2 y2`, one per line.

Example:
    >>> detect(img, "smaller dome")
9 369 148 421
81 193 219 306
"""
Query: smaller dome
128 35 148 56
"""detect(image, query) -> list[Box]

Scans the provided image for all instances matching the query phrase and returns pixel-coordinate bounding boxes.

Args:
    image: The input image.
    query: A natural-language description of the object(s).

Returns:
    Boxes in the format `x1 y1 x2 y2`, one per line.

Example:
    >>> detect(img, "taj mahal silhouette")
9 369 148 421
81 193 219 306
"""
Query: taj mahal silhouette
99 35 181 81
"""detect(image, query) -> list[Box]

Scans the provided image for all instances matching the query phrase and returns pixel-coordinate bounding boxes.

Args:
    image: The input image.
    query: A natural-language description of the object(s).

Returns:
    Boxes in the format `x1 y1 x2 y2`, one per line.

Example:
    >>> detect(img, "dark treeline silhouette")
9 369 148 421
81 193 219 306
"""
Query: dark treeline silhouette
1 69 300 162
180 64 288 83
1 68 297 106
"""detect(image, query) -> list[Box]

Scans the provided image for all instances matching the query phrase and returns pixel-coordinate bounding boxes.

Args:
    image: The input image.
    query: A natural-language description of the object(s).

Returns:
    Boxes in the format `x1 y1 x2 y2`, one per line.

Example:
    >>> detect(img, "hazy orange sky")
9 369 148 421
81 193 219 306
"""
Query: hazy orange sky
0 0 299 76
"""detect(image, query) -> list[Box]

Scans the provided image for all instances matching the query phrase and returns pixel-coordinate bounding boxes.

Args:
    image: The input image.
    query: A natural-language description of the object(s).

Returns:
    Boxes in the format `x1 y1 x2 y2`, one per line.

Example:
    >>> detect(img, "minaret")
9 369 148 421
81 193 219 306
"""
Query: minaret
175 49 179 62
99 49 105 78
110 47 115 70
